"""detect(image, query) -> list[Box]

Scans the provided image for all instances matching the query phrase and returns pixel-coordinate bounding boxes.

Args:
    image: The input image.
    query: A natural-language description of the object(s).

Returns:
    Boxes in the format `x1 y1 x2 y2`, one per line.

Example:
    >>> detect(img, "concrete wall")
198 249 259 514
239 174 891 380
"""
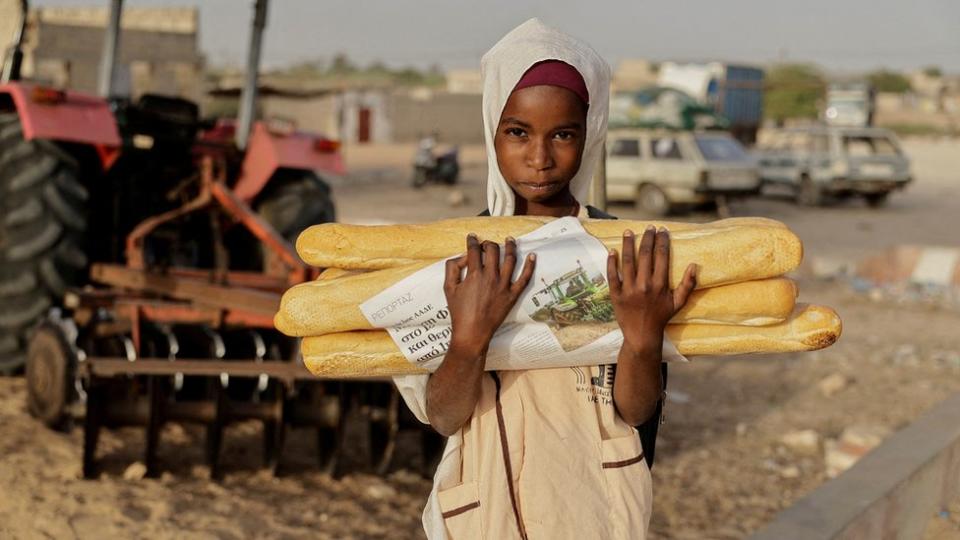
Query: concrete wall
0 2 23 66
387 90 483 144
340 90 391 143
8 7 202 102
751 392 960 540
259 94 341 139
26 21 202 100
446 69 482 94
875 92 960 130
203 87 483 145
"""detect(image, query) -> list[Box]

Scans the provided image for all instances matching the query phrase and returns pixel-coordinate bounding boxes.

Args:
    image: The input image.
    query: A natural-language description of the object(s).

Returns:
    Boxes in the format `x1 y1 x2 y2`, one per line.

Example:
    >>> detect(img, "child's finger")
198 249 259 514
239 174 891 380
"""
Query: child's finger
481 240 500 275
606 249 621 296
465 233 481 270
638 226 656 281
444 257 464 294
510 253 537 296
673 263 698 309
500 237 518 283
621 230 636 280
652 228 670 289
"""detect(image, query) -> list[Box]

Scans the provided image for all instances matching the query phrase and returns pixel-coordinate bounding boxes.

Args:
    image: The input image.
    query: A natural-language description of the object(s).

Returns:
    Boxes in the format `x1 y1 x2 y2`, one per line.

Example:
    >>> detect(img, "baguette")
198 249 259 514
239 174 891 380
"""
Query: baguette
316 267 361 281
296 216 793 270
276 276 797 337
300 304 842 377
276 222 803 337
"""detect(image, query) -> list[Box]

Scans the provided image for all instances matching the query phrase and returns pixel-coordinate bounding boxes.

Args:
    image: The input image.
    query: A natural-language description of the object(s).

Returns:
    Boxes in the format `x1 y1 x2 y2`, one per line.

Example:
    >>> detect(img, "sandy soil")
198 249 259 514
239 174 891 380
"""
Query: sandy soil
2 137 959 539
924 497 960 540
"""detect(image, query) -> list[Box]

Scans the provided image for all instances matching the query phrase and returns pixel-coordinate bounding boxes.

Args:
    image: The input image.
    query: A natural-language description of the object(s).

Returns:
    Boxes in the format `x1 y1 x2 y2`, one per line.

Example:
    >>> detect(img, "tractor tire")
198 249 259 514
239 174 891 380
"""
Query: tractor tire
0 113 88 375
256 169 336 244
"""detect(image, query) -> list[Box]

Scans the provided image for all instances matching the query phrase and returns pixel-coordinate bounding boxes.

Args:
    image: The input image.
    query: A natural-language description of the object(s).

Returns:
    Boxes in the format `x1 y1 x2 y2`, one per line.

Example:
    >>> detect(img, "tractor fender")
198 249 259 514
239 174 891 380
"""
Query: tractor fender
0 82 121 170
234 121 345 204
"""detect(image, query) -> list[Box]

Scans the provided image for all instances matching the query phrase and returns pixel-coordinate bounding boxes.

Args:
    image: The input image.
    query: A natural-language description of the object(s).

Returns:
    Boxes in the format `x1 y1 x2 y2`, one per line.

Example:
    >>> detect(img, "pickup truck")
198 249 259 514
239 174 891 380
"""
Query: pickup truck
754 126 911 207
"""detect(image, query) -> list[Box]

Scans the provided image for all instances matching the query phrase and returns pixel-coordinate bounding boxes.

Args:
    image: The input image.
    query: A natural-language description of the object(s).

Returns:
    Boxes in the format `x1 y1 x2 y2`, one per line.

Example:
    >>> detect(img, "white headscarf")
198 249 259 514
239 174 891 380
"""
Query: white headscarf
481 18 611 216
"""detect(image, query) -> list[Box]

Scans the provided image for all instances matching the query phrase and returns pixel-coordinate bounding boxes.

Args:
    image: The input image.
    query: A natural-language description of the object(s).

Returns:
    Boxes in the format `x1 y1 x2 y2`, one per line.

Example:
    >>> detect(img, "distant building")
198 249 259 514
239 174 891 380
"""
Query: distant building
210 74 483 145
3 5 203 102
446 68 482 94
0 3 22 60
612 59 658 91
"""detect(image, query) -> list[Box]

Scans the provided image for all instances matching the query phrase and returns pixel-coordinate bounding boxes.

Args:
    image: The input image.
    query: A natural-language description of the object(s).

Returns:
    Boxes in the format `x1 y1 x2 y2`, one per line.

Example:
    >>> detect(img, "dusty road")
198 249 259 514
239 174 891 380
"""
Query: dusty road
1 137 959 539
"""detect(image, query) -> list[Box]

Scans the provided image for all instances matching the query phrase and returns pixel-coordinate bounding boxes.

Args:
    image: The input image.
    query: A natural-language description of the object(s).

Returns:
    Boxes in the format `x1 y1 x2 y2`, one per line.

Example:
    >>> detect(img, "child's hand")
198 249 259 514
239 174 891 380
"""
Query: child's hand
443 235 536 352
606 227 697 351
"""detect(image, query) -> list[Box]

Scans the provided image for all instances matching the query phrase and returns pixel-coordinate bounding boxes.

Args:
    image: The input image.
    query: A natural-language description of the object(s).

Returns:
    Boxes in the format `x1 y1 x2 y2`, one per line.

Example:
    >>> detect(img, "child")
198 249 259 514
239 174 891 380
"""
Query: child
393 19 697 539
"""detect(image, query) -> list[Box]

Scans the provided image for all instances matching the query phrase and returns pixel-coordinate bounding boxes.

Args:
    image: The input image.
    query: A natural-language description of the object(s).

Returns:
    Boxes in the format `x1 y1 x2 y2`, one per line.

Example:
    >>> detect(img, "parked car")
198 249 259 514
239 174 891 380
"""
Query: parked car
605 129 761 216
754 126 912 207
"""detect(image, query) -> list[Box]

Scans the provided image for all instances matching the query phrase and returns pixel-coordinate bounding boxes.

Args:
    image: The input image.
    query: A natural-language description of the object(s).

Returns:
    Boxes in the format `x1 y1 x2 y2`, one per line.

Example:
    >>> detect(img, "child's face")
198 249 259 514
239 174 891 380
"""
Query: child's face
494 85 588 205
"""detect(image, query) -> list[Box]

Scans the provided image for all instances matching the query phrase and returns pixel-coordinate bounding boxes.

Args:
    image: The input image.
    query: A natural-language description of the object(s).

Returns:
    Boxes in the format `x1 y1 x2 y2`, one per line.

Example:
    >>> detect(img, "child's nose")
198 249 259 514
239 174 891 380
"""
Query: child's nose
527 138 555 170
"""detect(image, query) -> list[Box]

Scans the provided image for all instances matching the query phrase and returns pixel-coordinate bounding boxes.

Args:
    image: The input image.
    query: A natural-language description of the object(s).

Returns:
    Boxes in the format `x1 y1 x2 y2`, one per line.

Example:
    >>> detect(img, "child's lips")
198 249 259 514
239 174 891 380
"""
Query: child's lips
519 181 562 192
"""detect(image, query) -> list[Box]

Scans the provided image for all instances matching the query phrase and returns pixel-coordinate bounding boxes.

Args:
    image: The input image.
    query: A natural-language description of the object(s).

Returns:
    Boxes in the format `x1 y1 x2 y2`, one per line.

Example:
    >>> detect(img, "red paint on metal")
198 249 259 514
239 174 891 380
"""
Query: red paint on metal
125 158 217 268
0 82 121 149
233 122 345 203
209 180 307 284
94 143 122 170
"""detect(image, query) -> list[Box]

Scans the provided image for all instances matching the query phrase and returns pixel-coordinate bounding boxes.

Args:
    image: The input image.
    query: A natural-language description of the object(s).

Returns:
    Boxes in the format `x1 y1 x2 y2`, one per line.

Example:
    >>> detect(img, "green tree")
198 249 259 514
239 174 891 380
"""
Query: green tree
328 53 357 75
365 60 390 75
393 66 426 85
867 70 911 93
923 65 943 78
764 64 826 123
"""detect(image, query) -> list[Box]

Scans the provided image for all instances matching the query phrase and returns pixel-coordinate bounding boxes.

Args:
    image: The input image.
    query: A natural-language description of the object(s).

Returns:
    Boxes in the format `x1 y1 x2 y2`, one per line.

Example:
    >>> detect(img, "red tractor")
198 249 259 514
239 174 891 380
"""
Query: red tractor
1 0 338 374
0 0 437 478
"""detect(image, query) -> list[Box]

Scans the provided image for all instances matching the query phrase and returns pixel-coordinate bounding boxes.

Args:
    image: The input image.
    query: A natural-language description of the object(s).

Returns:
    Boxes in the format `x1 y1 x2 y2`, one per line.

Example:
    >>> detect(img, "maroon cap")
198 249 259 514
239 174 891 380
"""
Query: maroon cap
512 60 589 105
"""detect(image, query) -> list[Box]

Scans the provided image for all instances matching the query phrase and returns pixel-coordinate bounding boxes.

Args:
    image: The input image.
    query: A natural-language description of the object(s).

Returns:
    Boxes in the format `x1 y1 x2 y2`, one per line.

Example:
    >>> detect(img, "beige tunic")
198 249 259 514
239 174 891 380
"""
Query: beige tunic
400 364 653 539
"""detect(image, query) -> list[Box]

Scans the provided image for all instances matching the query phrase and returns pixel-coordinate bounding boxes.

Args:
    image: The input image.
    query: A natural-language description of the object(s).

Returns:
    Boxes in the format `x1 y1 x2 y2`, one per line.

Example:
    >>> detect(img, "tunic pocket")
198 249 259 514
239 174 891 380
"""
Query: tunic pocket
438 481 483 539
600 435 652 539
601 434 645 469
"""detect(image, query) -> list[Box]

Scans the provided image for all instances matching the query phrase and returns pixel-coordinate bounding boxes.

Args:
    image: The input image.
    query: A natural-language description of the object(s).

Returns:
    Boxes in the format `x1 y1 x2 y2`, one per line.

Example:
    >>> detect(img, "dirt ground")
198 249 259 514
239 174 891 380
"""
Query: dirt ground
2 137 960 539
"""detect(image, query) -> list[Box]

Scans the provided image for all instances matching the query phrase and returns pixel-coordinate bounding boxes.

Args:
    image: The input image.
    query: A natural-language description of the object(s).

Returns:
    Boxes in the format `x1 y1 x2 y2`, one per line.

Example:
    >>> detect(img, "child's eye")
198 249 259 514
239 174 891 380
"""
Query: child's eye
554 131 577 141
505 127 526 137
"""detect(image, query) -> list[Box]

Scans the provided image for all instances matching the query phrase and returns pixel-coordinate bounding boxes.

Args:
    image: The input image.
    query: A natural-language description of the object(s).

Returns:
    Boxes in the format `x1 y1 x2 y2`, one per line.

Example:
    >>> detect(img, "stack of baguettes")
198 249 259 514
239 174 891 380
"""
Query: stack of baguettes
275 216 842 377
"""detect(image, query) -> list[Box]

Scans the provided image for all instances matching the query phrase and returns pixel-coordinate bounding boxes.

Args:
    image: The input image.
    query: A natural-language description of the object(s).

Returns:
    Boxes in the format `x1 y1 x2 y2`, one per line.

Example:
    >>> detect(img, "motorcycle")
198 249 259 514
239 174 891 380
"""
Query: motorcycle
412 137 460 187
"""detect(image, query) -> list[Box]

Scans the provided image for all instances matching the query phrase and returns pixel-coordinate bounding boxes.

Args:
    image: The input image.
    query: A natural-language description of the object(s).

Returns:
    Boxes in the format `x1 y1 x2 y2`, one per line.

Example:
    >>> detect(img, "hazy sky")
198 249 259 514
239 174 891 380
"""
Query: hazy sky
34 0 960 74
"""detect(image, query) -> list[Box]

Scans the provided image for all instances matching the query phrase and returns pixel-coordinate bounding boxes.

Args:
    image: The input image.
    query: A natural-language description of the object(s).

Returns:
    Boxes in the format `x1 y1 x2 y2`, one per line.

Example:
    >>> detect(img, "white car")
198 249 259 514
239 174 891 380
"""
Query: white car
605 129 761 215
754 126 912 207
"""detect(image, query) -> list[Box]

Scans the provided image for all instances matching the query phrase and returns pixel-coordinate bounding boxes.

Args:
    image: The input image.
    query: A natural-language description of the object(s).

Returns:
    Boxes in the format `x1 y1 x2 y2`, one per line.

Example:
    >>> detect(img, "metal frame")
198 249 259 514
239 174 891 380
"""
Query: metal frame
20 0 443 481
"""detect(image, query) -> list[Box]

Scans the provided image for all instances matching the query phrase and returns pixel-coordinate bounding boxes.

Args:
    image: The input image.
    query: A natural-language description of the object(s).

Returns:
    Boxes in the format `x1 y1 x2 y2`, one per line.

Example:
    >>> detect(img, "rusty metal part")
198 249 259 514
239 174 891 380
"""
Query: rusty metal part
153 268 288 292
90 265 280 324
70 126 430 480
209 180 307 284
125 159 217 270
